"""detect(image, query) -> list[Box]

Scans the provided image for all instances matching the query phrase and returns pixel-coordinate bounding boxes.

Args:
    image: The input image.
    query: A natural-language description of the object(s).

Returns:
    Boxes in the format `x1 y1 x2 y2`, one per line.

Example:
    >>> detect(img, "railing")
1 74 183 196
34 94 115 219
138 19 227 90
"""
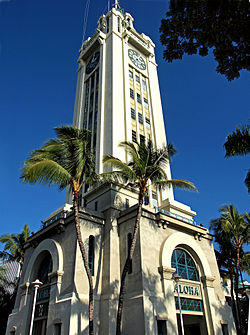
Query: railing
42 210 69 228
155 207 198 226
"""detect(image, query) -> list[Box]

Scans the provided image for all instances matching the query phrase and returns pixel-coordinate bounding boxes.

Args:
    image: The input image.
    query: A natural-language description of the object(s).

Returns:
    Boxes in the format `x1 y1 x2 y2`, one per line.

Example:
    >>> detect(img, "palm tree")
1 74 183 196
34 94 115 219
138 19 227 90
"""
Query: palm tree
224 125 250 192
102 140 197 335
21 126 97 335
0 224 30 267
210 218 240 333
220 205 249 306
211 205 249 335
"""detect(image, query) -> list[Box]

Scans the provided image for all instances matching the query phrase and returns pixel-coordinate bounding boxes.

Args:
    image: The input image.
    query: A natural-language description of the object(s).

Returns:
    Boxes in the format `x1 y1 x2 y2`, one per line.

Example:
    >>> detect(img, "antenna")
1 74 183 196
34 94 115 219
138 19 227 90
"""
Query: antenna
82 0 91 44
108 0 110 11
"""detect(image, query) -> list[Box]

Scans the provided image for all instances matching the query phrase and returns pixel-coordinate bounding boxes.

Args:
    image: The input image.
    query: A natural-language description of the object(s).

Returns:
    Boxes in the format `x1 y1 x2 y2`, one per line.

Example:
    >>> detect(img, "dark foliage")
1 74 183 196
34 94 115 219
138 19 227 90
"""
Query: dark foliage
0 279 16 334
160 0 250 81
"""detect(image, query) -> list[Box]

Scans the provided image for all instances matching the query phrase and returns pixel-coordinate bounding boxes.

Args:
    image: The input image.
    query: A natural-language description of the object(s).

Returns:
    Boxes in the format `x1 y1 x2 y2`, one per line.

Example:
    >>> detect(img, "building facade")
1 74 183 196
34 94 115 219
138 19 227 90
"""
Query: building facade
6 5 236 335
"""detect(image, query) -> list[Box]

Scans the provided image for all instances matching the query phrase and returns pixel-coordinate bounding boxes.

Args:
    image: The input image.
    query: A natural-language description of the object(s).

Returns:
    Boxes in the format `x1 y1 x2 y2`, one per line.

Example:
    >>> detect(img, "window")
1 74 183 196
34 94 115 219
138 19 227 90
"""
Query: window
221 324 229 335
157 320 167 335
135 75 140 83
175 297 203 312
88 236 95 276
132 130 137 142
137 93 141 104
144 192 149 205
117 17 121 33
140 134 145 145
130 88 134 99
106 17 109 33
171 249 199 281
142 80 147 90
88 112 93 131
131 108 136 120
125 198 129 209
127 233 132 274
129 70 133 79
94 201 98 211
146 117 150 129
33 253 53 335
95 71 99 88
144 98 149 109
138 113 143 124
55 323 62 335
83 199 87 207
152 191 157 200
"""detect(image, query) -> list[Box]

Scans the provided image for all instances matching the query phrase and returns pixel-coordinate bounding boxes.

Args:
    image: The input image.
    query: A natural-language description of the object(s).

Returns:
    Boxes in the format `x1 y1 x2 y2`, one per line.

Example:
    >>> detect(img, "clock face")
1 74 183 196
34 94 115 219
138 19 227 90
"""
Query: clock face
128 49 146 70
86 51 100 74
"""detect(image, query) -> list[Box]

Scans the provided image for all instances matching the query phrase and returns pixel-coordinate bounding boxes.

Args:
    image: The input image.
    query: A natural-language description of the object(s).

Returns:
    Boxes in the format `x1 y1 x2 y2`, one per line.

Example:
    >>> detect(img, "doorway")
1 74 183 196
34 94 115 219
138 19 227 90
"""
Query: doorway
176 314 208 335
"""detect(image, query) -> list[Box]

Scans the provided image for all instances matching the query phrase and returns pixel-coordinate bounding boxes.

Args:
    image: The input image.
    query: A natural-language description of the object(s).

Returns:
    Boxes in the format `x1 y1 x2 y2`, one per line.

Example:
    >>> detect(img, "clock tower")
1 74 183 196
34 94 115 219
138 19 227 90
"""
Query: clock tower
6 4 236 335
68 4 180 211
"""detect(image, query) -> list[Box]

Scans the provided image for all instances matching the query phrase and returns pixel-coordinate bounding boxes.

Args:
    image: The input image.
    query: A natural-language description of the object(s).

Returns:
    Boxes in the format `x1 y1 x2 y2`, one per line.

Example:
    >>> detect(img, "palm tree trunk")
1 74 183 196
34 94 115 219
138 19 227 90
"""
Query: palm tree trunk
235 246 242 335
116 193 144 335
229 268 241 335
73 192 94 335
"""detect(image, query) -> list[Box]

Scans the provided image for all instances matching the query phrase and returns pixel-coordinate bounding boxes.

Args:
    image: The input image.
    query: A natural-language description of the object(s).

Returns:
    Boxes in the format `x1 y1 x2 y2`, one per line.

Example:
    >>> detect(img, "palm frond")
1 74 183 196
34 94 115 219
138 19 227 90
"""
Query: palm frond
224 125 250 157
155 179 197 191
22 159 72 189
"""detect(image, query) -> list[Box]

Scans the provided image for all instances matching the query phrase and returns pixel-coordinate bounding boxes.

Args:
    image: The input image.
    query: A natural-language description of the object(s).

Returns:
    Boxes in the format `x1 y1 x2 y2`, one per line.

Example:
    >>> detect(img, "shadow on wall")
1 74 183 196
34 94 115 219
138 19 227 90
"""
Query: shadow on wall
212 301 237 335
143 268 177 334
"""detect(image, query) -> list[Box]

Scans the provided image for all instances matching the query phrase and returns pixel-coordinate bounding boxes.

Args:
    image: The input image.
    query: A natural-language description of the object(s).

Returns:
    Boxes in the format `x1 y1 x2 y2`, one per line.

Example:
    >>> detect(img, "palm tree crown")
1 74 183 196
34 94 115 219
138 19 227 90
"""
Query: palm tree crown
220 204 249 250
224 125 250 157
21 126 96 194
103 141 196 196
0 224 30 266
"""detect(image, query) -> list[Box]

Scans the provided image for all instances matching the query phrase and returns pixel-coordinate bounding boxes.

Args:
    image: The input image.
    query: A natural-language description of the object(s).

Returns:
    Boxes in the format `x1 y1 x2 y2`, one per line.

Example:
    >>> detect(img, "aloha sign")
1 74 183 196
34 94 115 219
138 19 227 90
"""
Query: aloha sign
174 284 200 297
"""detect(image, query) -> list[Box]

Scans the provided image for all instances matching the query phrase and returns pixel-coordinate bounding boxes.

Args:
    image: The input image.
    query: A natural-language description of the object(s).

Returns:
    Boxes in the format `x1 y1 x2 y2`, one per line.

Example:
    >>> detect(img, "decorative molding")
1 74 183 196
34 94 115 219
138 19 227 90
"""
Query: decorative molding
156 315 168 320
158 266 176 280
194 233 202 241
201 275 216 288
157 219 169 229
48 270 64 285
220 320 228 325
20 281 30 296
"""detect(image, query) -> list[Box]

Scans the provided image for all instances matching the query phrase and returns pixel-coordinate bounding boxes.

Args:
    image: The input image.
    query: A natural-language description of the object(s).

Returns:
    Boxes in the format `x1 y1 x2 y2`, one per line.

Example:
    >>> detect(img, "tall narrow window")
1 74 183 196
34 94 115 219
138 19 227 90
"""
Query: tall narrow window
131 108 136 120
137 93 141 104
142 79 147 90
127 233 132 274
117 17 121 33
88 235 95 276
55 323 62 335
138 113 143 124
130 88 134 99
221 324 229 335
125 198 129 209
157 320 167 335
135 75 140 83
140 134 145 145
132 130 137 142
95 201 98 211
106 17 109 33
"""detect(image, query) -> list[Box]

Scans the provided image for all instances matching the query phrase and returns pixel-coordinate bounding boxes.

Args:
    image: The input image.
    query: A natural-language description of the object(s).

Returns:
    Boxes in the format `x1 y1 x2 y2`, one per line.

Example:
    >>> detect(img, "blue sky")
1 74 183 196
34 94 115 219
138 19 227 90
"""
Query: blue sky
0 0 249 273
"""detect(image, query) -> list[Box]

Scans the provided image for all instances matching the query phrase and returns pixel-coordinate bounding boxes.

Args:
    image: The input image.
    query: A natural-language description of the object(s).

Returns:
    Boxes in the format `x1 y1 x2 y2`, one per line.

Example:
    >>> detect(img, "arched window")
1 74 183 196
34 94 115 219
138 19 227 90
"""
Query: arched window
32 252 53 335
88 236 95 276
171 248 199 282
